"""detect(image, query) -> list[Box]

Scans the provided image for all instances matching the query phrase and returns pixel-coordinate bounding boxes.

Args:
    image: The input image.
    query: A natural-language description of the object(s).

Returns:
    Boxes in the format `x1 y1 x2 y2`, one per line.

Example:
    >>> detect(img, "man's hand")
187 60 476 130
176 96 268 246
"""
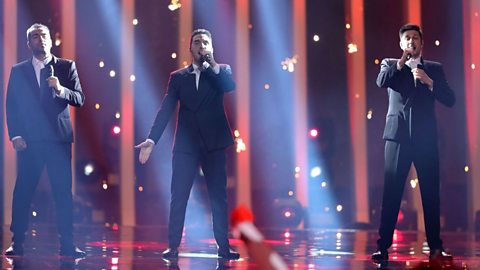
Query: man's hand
12 137 27 151
201 51 217 68
412 68 434 90
47 76 63 95
398 47 414 68
135 140 155 164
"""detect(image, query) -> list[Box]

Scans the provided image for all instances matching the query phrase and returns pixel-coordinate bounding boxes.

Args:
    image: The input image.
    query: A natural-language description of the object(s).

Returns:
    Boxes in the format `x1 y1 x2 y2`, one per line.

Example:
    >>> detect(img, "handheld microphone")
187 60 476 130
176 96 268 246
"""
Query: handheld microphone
48 65 54 77
413 64 423 88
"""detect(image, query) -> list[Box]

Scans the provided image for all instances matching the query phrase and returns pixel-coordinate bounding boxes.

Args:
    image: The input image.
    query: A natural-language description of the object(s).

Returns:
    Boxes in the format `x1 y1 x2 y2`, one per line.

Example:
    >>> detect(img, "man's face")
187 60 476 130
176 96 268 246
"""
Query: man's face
399 29 423 59
190 33 213 63
27 28 52 56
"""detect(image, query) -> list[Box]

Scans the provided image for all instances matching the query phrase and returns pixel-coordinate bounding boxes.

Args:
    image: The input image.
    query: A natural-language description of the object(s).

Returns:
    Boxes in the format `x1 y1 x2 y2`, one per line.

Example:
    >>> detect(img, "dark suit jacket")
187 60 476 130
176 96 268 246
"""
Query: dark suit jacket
376 58 455 144
6 55 85 143
148 64 235 152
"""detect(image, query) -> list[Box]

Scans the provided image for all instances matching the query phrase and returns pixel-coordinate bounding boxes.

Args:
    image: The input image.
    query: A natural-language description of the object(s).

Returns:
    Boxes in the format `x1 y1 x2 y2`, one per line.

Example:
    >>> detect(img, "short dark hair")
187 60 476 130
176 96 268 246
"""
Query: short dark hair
26 23 50 41
399 24 423 40
189 28 212 49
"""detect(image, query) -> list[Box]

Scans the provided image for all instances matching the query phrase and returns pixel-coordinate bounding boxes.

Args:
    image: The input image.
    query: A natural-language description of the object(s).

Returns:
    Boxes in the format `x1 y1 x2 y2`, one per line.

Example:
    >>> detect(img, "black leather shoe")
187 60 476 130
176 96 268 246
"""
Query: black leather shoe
162 248 179 259
371 249 388 261
218 248 240 260
60 246 86 258
5 243 24 256
429 248 453 261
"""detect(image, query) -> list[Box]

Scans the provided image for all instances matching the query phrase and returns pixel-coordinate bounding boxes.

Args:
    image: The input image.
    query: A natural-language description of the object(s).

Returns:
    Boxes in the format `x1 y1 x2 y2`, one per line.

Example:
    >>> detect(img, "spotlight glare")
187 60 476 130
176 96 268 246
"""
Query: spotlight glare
321 181 327 188
130 75 136 82
472 64 476 70
234 130 240 138
284 210 292 218
410 178 418 189
84 163 94 176
102 183 108 190
115 112 121 119
112 125 121 135
55 38 61 47
345 23 351 29
109 70 116 77
168 0 182 11
132 18 138 25
367 109 373 120
288 190 294 196
348 43 358 54
336 205 343 212
138 186 144 192
309 128 319 138
171 52 177 59
465 165 469 172
99 61 105 68
32 211 37 217
313 34 320 42
295 166 301 173
435 40 440 46
310 166 322 178
95 103 101 110
264 83 270 90
374 58 380 65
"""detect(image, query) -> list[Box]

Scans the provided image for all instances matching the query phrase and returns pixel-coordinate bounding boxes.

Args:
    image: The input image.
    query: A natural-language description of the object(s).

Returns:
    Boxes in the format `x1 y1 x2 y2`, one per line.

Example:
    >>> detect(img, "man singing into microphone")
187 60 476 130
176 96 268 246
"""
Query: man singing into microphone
372 24 455 262
5 23 85 257
136 29 240 260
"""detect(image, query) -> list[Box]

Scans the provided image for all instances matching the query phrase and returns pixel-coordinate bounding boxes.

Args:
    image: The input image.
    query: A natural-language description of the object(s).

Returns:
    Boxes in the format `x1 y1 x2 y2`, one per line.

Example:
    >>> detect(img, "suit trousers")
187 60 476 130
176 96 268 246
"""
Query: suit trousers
167 145 230 251
10 142 74 246
377 140 442 250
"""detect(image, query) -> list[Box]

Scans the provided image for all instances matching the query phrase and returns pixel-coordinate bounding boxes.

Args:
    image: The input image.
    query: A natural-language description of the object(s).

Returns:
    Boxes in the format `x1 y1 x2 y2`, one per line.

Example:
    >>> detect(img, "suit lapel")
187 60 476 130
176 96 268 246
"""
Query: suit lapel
21 59 41 96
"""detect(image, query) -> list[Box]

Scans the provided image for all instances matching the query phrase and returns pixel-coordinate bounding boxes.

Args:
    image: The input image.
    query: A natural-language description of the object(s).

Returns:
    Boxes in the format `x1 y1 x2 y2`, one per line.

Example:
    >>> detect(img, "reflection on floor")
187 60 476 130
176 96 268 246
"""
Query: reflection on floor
1 225 477 269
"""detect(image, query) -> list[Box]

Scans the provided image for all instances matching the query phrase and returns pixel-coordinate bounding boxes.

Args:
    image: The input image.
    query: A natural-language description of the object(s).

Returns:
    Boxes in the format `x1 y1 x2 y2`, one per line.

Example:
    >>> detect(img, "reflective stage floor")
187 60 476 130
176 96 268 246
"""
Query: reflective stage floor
1 225 478 269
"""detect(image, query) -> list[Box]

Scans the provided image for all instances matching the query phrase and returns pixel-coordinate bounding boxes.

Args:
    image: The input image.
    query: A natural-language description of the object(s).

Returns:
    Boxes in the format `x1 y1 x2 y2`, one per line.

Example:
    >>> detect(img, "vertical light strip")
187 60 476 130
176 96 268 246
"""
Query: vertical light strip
61 0 77 194
178 0 192 68
464 0 480 230
292 0 308 208
120 0 136 226
404 0 424 233
405 0 421 24
346 0 369 223
235 0 251 208
2 0 17 226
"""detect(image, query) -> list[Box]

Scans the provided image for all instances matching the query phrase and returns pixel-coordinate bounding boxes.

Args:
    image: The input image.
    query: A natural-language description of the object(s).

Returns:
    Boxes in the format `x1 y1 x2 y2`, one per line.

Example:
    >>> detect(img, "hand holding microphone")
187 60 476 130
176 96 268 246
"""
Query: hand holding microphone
46 65 62 95
411 64 433 90
199 51 216 67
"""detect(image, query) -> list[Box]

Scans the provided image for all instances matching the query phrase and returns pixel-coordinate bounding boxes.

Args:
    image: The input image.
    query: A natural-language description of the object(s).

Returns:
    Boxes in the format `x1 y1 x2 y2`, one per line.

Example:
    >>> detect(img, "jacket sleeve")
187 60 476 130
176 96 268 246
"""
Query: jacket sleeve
204 64 236 92
431 64 455 107
376 58 403 91
60 61 85 107
6 67 24 140
147 73 180 143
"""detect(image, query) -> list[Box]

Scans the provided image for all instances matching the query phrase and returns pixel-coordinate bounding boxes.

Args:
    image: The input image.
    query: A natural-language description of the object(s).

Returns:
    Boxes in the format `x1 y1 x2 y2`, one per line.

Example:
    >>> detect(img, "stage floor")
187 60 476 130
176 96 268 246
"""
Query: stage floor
1 225 478 269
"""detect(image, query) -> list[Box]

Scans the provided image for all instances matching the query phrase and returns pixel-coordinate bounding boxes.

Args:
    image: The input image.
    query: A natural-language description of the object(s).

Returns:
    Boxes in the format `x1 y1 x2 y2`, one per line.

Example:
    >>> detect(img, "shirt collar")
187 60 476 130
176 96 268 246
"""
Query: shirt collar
191 62 210 73
406 56 422 69
32 55 53 67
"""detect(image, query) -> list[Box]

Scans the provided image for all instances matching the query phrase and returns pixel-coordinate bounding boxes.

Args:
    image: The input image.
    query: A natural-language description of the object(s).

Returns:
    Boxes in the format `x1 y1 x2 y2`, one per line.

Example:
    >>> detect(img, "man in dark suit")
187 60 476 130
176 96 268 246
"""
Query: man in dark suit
136 29 239 260
5 23 85 257
372 24 455 262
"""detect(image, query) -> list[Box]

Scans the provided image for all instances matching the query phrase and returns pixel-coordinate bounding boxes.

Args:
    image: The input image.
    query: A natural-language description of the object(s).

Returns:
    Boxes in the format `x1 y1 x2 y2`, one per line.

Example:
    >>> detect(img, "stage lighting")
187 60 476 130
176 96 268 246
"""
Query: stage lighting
84 163 95 176
112 125 121 135
273 198 304 228
309 128 319 138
